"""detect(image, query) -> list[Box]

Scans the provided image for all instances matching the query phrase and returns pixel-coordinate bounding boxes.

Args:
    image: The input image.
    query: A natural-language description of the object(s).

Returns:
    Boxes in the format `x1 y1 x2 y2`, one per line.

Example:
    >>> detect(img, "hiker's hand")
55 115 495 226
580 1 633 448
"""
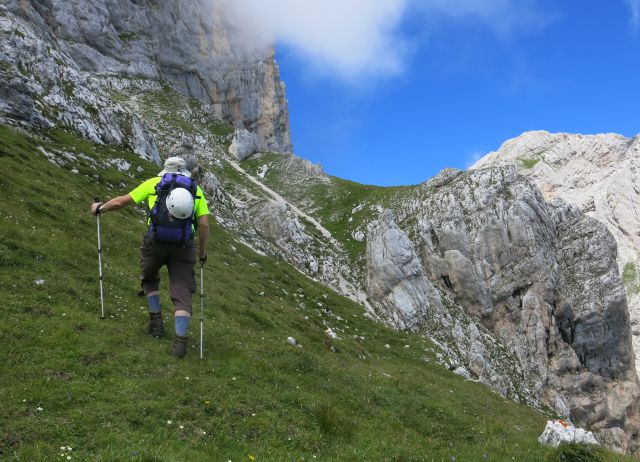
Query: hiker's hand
91 202 103 215
199 253 208 265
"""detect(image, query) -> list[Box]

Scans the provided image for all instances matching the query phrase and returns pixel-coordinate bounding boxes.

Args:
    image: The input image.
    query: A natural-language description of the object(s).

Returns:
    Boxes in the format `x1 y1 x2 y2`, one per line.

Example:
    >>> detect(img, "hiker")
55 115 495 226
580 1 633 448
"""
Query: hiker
90 156 210 358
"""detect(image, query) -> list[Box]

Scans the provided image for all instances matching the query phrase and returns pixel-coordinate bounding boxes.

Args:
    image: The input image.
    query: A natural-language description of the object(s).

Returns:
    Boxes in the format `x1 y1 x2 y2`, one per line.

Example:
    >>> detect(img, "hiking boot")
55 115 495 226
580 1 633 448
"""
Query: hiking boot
148 312 165 338
172 335 188 358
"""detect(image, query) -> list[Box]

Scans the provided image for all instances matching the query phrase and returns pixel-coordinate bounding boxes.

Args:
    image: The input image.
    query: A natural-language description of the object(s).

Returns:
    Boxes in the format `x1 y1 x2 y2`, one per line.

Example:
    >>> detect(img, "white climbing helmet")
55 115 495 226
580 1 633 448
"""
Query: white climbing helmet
166 188 194 219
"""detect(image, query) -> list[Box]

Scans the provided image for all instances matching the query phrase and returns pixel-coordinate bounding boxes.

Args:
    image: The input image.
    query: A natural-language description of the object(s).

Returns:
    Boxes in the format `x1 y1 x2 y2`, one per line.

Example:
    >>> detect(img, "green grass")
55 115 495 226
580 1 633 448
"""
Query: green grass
623 262 640 295
520 157 541 169
0 124 633 461
118 32 139 43
240 152 412 266
547 443 608 462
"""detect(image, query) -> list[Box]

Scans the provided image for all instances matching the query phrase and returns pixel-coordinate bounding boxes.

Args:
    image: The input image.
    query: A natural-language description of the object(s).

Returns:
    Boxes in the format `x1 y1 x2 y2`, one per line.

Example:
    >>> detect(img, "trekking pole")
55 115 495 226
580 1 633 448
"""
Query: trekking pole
95 197 106 320
199 260 204 360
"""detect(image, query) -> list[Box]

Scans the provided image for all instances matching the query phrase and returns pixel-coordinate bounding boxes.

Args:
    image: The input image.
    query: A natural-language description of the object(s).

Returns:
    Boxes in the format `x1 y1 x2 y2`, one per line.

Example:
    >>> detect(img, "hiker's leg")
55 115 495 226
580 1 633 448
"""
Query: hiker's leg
140 235 167 301
140 236 168 336
167 241 196 339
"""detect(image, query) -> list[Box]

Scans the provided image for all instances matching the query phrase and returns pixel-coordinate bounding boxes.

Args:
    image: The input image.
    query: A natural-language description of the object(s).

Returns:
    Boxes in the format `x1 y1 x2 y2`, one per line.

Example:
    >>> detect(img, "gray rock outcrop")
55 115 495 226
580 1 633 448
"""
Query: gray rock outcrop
366 166 640 452
4 0 292 154
229 128 259 161
472 131 640 374
367 210 536 402
0 4 160 161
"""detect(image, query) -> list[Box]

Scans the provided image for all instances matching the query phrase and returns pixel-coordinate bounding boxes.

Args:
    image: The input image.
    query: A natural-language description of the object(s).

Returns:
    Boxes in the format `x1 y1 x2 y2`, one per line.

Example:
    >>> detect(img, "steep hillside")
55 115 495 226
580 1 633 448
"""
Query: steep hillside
239 153 640 454
3 0 640 457
0 124 606 461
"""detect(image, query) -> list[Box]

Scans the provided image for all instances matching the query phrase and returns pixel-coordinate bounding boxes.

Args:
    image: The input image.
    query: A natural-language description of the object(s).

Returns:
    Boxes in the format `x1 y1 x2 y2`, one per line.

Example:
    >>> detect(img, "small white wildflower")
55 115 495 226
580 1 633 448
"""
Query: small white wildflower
179 425 184 429
232 377 236 381
384 344 390 349
185 377 190 380
167 420 172 425
36 407 43 411
67 456 71 460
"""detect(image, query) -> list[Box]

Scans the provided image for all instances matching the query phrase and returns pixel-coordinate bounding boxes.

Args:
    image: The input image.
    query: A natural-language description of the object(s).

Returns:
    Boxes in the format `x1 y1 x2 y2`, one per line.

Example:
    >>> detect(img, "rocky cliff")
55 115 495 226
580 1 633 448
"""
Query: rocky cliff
472 131 640 374
228 150 640 453
2 0 291 154
365 166 640 452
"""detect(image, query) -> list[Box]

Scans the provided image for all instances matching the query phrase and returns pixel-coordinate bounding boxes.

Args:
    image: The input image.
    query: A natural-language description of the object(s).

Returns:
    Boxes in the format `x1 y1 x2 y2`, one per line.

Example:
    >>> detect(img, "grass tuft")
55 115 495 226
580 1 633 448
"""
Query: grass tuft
315 403 354 439
547 443 605 462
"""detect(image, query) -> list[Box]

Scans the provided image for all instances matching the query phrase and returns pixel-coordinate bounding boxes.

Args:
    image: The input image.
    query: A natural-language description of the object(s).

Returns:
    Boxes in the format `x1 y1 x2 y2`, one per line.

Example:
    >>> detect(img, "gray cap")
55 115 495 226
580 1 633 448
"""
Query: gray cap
158 156 191 178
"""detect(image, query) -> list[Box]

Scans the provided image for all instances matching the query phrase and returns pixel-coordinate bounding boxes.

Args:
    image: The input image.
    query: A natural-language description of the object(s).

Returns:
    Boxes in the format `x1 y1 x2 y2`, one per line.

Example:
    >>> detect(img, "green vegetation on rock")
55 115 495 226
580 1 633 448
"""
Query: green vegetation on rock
241 152 412 266
623 262 640 295
118 32 139 42
520 157 541 169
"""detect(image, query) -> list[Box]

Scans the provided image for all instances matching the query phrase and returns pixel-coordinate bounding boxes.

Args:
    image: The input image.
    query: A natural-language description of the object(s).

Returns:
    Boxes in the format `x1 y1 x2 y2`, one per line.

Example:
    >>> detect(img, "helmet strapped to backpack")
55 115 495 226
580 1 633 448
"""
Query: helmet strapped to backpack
167 188 194 219
149 173 199 243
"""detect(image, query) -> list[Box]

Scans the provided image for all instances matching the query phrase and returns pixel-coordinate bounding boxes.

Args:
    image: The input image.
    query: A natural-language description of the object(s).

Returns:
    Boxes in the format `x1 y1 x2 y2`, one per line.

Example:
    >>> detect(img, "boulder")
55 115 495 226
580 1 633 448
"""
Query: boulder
538 420 599 448
229 129 259 161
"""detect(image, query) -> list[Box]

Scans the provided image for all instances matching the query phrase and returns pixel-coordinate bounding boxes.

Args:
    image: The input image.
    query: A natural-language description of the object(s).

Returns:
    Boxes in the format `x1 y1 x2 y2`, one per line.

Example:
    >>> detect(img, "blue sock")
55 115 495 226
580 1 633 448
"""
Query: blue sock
146 295 161 314
175 316 191 337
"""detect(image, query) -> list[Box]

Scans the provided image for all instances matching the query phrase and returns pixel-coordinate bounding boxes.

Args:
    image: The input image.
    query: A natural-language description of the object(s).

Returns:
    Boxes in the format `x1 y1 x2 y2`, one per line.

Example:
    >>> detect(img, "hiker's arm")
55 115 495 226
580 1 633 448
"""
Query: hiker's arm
198 215 209 262
91 194 134 215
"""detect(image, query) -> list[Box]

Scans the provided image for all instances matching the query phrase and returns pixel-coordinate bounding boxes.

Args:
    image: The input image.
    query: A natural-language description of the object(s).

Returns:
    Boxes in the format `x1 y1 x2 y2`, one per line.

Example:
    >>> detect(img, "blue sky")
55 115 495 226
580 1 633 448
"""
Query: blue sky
266 0 640 186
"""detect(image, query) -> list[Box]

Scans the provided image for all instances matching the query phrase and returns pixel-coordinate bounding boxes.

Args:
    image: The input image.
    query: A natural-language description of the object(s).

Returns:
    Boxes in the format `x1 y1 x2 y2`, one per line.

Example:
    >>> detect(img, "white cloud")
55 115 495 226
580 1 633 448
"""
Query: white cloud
220 0 409 81
625 0 640 27
218 0 546 83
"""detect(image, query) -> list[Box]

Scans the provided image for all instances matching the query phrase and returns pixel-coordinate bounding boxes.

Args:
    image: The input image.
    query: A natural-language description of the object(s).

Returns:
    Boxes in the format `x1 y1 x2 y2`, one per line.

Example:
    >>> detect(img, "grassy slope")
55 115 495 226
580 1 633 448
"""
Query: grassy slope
0 125 629 461
240 153 412 269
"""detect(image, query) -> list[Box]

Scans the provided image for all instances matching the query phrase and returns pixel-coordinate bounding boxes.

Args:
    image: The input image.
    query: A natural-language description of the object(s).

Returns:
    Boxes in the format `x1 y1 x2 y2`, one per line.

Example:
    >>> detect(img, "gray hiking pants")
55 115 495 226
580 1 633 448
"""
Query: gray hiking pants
139 234 196 313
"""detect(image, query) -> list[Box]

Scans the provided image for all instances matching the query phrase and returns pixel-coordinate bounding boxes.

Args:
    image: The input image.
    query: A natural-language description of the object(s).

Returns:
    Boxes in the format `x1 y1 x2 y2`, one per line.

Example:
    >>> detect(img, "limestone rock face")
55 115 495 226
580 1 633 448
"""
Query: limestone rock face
5 0 291 153
366 166 640 452
472 131 640 373
366 210 443 329
367 210 537 402
0 4 160 161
